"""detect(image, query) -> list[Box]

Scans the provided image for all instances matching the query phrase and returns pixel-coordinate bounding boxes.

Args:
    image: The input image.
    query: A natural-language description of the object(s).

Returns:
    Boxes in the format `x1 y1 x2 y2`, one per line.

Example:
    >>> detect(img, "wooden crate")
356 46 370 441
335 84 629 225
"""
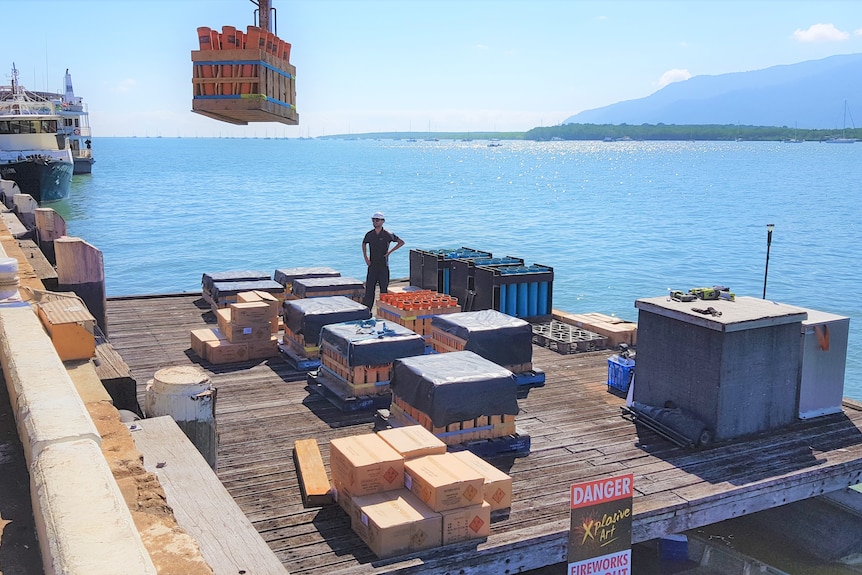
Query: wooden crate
390 396 516 445
192 48 298 125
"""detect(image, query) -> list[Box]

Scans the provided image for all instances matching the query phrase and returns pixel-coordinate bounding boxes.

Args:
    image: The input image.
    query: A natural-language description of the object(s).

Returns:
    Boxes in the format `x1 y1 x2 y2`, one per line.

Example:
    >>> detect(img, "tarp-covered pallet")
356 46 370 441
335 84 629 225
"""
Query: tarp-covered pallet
430 309 545 395
201 270 271 307
274 267 340 300
209 279 284 311
309 320 426 411
280 296 371 370
384 351 529 458
292 276 365 302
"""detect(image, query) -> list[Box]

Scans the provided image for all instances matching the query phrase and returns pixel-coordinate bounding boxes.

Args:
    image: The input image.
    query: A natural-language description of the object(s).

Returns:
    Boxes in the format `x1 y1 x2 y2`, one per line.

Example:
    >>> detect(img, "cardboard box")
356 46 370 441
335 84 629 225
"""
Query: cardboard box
190 327 224 360
216 307 271 343
247 335 279 359
350 489 442 558
377 425 447 460
205 339 249 364
238 290 282 333
329 434 404 497
238 289 280 313
37 299 96 361
441 501 491 545
451 450 513 511
404 453 485 512
230 301 275 325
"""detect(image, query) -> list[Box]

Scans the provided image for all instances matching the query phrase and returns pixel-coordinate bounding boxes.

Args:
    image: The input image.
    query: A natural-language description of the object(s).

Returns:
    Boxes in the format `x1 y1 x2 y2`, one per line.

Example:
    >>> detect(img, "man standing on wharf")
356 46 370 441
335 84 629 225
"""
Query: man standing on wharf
362 211 405 310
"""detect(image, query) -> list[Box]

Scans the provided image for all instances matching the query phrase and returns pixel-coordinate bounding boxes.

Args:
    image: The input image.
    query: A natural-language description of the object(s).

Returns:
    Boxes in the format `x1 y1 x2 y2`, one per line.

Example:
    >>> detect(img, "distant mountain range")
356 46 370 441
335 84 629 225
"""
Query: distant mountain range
564 53 862 130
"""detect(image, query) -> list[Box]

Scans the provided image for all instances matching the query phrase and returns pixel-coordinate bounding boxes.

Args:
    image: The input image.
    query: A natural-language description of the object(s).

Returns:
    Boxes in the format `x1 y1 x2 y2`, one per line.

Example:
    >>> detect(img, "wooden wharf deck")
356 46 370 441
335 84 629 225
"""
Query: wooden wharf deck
106 293 862 574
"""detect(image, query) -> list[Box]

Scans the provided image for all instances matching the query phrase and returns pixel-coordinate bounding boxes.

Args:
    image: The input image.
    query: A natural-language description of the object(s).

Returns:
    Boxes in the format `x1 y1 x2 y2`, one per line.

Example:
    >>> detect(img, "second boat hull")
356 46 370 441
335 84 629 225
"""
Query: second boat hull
0 157 73 202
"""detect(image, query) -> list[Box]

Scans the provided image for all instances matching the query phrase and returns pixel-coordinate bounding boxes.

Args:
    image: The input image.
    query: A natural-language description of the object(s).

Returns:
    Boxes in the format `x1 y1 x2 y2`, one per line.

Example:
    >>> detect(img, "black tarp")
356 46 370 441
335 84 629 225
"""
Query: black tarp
210 279 284 300
430 309 532 366
273 267 340 287
390 351 519 428
292 276 365 297
202 270 270 292
282 296 371 345
320 320 426 366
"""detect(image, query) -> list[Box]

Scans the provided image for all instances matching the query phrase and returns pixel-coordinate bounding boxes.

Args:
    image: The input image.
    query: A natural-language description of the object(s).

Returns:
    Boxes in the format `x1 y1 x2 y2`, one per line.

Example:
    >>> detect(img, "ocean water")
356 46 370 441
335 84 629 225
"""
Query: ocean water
52 137 862 400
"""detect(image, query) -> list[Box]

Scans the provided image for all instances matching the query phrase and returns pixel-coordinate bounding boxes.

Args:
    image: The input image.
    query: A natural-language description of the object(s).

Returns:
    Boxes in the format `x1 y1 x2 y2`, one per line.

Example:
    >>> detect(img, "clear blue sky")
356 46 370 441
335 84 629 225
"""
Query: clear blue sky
4 0 861 137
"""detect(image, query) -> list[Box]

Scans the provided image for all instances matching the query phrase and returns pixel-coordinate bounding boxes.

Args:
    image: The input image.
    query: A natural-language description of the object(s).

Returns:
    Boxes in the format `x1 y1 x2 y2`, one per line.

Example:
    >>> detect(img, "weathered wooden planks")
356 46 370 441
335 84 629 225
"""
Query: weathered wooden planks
132 415 289 575
106 293 862 575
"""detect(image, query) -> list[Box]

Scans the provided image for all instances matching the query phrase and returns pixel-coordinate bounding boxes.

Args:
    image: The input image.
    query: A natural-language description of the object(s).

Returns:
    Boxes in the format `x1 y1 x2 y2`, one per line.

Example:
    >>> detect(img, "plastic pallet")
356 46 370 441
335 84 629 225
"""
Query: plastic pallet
278 343 321 371
515 369 545 398
449 432 531 459
531 321 607 354
306 370 391 413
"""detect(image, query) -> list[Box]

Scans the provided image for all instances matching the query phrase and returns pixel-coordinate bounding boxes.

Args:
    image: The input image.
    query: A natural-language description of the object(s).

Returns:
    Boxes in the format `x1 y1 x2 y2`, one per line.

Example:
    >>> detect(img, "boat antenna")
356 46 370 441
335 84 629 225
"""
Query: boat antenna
250 0 276 34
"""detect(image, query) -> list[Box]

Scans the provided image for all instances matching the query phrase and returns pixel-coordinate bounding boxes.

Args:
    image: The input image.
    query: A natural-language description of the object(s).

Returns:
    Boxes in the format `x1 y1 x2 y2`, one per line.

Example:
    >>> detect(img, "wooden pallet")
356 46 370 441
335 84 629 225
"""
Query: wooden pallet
376 408 530 459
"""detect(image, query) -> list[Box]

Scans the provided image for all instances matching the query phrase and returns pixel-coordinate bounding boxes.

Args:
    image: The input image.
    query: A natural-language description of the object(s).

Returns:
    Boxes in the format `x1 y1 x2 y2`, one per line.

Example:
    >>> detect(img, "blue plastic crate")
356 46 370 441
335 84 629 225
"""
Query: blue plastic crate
607 355 635 392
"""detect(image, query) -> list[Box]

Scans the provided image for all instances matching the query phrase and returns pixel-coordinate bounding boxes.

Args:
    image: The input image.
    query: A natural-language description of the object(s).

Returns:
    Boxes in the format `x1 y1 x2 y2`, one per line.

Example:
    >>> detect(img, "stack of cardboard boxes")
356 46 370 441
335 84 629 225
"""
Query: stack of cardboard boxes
190 290 280 364
330 426 512 558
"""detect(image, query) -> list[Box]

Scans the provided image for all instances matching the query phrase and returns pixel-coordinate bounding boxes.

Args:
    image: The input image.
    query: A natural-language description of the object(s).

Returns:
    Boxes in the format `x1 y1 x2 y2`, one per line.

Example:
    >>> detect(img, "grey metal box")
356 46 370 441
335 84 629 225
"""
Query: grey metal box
798 308 850 419
633 295 807 442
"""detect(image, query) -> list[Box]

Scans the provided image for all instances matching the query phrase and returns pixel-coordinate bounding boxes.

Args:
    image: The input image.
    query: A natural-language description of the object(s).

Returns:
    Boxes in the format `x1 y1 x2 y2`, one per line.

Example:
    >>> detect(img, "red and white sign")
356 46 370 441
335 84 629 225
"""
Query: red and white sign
567 474 633 575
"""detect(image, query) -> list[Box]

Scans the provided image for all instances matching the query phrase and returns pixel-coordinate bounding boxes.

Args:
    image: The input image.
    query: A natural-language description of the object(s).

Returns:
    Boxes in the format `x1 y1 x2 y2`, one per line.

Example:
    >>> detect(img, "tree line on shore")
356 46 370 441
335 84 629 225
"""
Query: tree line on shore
524 123 859 142
321 123 859 142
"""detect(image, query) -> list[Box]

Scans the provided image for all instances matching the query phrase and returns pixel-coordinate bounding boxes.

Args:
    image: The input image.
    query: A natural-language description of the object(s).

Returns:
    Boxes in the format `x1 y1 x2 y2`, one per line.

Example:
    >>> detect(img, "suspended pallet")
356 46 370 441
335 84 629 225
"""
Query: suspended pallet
192 26 298 125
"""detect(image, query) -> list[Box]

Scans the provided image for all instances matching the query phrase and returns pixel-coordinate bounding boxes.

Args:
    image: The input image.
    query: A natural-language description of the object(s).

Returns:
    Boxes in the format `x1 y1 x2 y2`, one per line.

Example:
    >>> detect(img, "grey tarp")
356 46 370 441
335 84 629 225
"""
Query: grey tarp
390 351 519 428
282 296 371 345
319 320 425 366
210 279 284 301
202 270 270 292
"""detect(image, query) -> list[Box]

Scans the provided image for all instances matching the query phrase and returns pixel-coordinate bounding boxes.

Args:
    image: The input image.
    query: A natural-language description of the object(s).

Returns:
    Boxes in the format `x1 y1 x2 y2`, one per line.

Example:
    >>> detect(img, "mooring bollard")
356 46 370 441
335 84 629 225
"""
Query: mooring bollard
144 365 218 471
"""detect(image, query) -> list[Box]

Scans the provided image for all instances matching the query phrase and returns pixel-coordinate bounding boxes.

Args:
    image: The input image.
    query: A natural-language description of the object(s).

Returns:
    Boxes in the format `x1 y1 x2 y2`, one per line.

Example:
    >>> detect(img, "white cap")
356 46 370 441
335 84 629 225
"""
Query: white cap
371 212 385 220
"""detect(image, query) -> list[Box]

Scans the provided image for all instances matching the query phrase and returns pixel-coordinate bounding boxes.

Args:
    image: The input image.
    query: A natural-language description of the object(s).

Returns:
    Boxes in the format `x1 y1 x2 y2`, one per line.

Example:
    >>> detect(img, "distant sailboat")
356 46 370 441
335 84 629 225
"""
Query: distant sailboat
825 101 856 143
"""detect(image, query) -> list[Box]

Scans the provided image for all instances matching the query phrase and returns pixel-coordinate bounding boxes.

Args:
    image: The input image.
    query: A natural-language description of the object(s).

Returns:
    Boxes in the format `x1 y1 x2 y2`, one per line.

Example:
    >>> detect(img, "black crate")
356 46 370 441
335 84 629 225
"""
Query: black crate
408 247 492 294
472 264 554 320
449 256 523 309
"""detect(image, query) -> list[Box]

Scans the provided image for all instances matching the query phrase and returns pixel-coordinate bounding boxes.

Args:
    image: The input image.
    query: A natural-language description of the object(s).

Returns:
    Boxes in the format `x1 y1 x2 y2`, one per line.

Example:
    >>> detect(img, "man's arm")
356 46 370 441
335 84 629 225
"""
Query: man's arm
362 241 370 265
387 237 405 257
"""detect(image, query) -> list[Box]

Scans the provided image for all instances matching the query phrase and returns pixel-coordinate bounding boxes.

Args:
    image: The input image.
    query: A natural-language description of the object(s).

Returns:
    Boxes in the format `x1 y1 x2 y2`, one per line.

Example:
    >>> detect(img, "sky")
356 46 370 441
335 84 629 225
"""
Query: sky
3 0 862 138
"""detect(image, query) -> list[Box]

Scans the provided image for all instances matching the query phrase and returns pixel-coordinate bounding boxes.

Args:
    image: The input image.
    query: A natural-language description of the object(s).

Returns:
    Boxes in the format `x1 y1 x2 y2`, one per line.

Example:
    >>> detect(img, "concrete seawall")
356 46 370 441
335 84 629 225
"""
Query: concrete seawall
0 204 213 575
0 222 158 574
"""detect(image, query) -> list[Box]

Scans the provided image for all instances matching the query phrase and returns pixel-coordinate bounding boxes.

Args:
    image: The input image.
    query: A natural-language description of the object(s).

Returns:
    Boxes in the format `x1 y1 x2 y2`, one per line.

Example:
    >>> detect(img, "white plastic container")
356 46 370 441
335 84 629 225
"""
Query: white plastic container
145 366 218 470
0 257 20 299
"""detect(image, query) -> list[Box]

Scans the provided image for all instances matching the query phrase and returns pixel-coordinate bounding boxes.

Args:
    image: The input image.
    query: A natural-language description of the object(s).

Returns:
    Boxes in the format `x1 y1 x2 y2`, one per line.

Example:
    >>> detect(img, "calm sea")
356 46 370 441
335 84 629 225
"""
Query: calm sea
52 137 862 400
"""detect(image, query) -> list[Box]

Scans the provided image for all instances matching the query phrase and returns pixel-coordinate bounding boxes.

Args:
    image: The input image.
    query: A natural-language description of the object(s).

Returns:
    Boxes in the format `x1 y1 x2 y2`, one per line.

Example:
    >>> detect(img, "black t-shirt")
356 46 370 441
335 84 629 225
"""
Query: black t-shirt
363 229 400 266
